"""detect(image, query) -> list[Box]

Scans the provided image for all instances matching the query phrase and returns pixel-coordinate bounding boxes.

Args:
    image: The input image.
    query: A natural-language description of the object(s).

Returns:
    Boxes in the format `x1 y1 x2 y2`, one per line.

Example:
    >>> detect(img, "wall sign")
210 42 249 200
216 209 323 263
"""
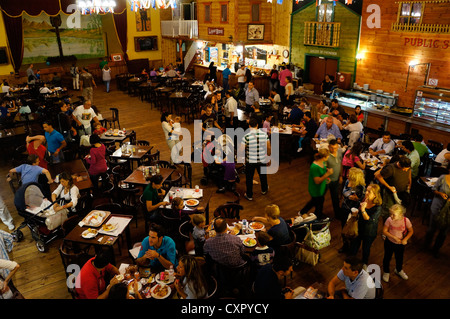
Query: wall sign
404 37 449 49
428 78 439 86
208 27 225 36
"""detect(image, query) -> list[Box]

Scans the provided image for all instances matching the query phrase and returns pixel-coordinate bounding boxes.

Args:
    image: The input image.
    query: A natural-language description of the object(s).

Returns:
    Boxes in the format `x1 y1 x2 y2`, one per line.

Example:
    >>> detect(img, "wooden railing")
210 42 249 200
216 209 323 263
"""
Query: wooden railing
391 23 450 33
161 20 198 39
304 22 341 48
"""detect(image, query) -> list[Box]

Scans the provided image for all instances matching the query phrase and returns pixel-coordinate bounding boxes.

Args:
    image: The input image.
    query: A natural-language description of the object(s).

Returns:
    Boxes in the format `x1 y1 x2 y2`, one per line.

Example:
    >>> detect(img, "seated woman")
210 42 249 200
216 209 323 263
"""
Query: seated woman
342 141 366 179
344 114 364 148
84 134 107 190
174 255 208 299
252 204 291 251
142 174 170 224
51 171 80 215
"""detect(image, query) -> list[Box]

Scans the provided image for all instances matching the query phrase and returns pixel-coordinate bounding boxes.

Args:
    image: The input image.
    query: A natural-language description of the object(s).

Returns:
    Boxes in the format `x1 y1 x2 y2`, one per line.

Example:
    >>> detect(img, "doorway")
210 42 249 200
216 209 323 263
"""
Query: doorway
306 55 338 95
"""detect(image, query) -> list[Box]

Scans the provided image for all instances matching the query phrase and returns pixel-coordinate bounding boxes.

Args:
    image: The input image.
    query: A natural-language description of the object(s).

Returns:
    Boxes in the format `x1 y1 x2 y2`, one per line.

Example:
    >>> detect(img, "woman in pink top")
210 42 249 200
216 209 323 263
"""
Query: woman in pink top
382 204 413 283
342 142 365 179
85 134 107 190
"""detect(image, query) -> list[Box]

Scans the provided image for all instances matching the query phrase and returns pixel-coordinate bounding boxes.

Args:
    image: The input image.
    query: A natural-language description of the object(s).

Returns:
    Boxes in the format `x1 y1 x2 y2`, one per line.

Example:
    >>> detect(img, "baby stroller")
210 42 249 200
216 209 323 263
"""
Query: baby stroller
12 182 68 252
198 134 241 187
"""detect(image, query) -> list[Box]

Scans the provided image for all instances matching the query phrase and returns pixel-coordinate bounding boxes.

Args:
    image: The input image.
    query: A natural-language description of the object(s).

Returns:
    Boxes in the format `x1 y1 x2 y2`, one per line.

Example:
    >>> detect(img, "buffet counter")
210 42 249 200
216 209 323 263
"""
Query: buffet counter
193 64 270 97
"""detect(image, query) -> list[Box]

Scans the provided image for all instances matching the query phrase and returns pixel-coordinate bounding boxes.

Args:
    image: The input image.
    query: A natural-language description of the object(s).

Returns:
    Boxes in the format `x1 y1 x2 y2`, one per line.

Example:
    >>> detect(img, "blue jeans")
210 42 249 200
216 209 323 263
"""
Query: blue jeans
105 80 110 92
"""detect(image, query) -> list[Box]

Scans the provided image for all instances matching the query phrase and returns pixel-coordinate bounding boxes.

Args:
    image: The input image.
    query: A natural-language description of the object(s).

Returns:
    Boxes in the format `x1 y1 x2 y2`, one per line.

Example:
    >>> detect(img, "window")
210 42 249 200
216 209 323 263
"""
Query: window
204 4 211 23
221 4 228 23
398 2 423 24
317 3 334 22
251 3 260 22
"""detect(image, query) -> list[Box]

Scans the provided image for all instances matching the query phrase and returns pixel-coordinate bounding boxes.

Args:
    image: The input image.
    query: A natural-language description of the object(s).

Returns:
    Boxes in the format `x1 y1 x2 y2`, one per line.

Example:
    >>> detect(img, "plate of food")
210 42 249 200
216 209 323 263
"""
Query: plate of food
81 228 98 239
243 237 257 247
102 223 117 232
127 280 142 295
249 222 265 231
82 210 110 227
185 199 200 207
151 284 171 299
155 271 175 285
228 223 242 236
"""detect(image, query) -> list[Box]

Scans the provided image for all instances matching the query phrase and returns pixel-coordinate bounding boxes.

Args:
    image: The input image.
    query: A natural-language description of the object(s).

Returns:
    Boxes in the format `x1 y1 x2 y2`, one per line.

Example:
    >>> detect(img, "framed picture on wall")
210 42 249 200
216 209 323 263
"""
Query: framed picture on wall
136 8 151 32
247 24 264 40
111 53 123 62
134 36 158 52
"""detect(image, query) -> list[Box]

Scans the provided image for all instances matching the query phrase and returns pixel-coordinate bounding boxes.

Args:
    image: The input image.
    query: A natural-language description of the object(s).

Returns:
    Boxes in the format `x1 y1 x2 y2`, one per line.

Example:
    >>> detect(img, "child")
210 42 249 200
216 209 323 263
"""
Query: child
262 114 273 135
93 123 106 136
192 214 206 256
250 231 275 268
171 196 185 219
382 204 413 283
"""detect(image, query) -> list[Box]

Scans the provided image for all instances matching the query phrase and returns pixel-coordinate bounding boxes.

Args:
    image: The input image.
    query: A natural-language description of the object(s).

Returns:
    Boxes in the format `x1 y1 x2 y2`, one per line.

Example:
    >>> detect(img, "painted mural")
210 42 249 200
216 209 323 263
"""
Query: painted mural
22 13 105 64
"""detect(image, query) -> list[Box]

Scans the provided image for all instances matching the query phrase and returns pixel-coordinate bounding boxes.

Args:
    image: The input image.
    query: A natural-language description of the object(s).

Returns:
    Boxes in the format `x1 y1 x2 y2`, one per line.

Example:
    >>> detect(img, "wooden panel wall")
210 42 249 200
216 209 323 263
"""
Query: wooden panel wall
357 0 450 109
161 38 178 67
197 0 236 42
236 1 273 43
290 2 360 78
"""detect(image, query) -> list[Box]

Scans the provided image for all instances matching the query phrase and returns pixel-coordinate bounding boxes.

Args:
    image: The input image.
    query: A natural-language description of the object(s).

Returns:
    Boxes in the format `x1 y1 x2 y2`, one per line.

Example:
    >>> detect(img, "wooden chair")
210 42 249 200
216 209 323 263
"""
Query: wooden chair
162 170 183 191
117 187 141 228
178 162 193 188
94 203 123 214
136 140 150 146
142 150 160 166
279 229 297 285
61 215 81 237
213 203 244 219
204 276 218 299
156 160 176 169
104 107 120 129
426 140 443 156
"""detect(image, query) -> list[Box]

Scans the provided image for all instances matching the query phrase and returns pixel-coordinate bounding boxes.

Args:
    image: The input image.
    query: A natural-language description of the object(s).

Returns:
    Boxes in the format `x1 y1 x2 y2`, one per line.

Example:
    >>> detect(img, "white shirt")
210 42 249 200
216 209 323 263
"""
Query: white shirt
39 87 52 94
236 69 246 83
369 138 395 155
435 149 450 168
73 105 97 129
224 97 238 118
0 259 17 299
52 184 80 210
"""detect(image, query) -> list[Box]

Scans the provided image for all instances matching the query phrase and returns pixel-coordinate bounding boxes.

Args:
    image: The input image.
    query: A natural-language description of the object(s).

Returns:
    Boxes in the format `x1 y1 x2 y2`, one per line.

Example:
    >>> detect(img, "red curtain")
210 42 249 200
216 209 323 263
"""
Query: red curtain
0 0 127 71
1 12 23 73
113 10 128 61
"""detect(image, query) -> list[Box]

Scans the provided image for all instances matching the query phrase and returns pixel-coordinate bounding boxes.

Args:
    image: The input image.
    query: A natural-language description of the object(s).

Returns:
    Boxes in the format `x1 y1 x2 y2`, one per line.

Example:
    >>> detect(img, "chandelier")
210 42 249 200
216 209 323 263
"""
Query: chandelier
128 0 177 11
77 0 116 14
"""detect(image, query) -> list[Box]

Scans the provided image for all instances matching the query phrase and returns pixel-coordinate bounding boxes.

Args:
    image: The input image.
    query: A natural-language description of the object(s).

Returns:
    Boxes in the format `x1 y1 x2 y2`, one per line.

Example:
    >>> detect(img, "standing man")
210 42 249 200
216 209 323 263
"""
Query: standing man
375 155 412 220
79 68 97 103
400 140 420 180
278 65 292 95
26 64 36 84
245 81 259 114
43 121 67 164
326 139 344 219
224 89 238 129
222 64 231 93
236 64 246 101
240 118 270 201
72 100 101 136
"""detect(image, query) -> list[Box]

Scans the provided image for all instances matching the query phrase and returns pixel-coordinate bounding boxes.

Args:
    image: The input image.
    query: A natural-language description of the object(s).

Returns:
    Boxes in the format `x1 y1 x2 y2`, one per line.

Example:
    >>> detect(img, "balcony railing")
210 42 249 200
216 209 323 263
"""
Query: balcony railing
304 22 341 47
161 20 198 39
391 23 450 34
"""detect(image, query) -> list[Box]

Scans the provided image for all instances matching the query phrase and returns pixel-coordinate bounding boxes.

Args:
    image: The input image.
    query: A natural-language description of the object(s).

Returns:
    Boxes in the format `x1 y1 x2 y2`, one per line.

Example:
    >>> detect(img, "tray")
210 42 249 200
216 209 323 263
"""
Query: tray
81 210 110 227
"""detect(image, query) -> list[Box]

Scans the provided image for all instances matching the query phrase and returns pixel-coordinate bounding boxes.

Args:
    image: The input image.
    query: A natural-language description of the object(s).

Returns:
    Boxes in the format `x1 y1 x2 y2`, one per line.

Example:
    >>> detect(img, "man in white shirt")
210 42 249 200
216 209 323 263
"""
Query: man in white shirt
236 65 246 100
72 100 100 136
369 131 396 156
39 84 53 94
224 90 238 129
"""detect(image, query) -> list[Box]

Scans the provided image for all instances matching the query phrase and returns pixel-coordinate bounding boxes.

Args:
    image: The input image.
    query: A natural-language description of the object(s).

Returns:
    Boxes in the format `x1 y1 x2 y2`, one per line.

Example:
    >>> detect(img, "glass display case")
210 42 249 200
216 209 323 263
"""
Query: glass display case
331 88 398 110
413 86 450 125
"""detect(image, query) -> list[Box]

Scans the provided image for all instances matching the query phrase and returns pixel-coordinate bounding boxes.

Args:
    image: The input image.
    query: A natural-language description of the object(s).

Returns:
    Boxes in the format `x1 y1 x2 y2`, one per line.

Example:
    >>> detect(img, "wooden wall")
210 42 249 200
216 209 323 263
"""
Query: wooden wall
357 0 450 109
196 0 291 46
290 2 360 78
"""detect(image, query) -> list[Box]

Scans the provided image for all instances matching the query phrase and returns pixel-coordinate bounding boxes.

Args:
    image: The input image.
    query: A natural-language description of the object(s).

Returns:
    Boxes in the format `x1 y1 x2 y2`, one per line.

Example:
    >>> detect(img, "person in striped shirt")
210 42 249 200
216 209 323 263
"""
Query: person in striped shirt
241 118 271 201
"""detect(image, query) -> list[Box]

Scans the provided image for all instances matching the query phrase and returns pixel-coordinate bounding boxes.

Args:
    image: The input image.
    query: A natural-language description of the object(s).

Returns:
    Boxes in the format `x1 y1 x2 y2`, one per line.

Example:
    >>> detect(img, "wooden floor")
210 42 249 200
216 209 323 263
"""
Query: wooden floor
1 80 449 299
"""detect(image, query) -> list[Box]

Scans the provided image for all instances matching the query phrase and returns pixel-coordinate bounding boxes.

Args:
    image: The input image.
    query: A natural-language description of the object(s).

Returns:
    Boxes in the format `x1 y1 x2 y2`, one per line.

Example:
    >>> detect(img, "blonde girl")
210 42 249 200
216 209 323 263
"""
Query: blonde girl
349 184 383 265
382 204 414 282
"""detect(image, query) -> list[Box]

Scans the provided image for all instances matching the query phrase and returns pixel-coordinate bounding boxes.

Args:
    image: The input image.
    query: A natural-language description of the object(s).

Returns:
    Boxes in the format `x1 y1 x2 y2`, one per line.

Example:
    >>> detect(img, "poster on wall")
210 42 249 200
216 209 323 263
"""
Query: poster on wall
22 13 105 64
136 8 151 32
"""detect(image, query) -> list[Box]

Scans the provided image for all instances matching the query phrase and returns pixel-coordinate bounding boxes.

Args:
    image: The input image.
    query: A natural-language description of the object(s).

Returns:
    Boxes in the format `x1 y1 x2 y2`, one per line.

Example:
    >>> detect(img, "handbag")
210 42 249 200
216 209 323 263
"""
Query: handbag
304 223 331 250
342 216 359 239
296 242 319 266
